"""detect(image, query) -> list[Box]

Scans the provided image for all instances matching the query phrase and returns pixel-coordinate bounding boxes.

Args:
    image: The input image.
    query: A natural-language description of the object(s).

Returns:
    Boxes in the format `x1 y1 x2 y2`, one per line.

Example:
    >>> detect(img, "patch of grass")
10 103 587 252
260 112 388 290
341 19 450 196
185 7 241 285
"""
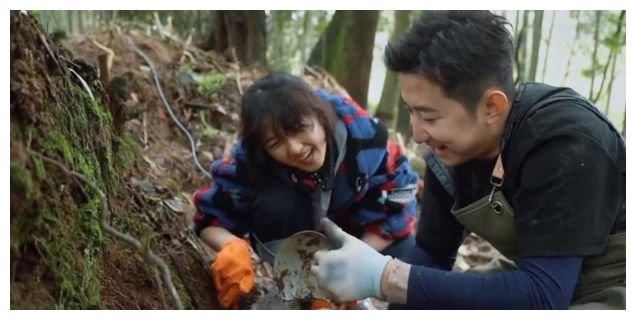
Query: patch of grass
197 110 219 140
196 72 226 97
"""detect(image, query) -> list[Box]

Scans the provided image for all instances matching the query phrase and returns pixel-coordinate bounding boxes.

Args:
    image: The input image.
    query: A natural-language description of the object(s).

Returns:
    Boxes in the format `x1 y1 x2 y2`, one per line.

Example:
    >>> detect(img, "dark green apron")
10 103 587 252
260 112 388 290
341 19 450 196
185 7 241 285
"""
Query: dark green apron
450 155 625 309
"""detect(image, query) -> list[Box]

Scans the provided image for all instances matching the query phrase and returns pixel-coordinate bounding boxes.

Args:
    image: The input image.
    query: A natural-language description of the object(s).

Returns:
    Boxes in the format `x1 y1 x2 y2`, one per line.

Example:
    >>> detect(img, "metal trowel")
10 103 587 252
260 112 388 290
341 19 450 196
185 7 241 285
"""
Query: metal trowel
272 230 332 301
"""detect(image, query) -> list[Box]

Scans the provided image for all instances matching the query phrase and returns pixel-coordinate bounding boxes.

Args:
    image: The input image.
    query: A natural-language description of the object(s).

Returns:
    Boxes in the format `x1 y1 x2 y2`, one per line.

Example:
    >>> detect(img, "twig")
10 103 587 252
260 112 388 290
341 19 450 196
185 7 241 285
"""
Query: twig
151 265 168 309
235 73 243 96
36 28 61 69
98 54 112 85
209 58 224 73
142 111 148 149
27 150 184 309
304 65 323 80
68 68 95 102
185 233 212 266
184 101 214 110
153 12 182 44
229 48 243 95
124 36 211 179
181 51 195 65
178 28 195 65
168 251 199 309
91 38 114 84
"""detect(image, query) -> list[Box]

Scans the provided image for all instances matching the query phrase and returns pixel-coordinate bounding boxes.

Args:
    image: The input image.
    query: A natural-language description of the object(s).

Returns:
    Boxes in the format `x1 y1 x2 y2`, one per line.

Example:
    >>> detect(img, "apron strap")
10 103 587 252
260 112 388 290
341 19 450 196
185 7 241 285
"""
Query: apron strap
488 154 505 203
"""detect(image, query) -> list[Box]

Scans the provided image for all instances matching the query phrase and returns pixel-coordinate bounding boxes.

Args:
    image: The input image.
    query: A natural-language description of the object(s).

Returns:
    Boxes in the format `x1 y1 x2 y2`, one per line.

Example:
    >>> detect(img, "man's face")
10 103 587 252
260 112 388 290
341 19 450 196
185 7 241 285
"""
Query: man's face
262 116 327 172
399 74 496 166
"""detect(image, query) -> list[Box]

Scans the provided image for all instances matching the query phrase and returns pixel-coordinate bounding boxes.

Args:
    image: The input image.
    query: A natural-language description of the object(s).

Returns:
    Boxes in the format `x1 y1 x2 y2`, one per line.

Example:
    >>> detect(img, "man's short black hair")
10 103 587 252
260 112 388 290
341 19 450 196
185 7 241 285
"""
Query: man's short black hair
385 11 516 112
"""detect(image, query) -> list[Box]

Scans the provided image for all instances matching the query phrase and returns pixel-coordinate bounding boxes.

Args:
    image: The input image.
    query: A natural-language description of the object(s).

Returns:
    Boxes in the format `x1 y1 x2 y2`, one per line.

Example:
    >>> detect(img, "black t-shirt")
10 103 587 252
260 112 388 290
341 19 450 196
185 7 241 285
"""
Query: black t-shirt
416 83 626 259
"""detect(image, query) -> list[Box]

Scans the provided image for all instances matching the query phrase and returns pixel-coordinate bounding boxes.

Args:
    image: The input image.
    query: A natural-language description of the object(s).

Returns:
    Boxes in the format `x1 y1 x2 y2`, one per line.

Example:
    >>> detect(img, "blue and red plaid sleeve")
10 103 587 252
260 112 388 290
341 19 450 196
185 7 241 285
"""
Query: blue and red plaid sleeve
192 142 252 237
354 140 419 241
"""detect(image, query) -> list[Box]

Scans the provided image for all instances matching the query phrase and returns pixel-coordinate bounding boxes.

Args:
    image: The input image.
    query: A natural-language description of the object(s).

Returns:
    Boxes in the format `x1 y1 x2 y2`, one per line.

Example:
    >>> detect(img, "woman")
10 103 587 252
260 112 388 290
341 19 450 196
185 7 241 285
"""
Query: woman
193 72 419 308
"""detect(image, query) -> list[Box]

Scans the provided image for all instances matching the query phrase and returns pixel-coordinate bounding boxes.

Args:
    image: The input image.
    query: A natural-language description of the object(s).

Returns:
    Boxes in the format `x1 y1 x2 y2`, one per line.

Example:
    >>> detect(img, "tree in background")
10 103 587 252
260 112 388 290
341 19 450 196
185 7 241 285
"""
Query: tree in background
562 11 582 86
375 10 411 127
30 10 625 131
527 10 543 82
587 11 602 100
540 11 556 82
601 11 625 113
589 10 625 108
267 11 329 73
206 11 266 67
514 10 530 84
308 10 380 108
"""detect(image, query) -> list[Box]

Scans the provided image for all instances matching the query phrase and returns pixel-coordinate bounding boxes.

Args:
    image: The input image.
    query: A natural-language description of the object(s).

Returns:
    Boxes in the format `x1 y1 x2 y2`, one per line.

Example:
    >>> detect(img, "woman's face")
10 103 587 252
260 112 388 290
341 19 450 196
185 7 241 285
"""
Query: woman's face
262 116 327 172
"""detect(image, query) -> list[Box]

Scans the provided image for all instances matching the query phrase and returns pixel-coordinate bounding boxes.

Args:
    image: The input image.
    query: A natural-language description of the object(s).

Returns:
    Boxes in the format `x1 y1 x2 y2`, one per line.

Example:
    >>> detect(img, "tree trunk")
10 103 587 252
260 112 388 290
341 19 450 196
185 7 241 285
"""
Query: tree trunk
541 11 555 82
515 10 530 84
595 10 625 105
66 10 74 34
269 11 293 71
603 52 618 115
621 105 626 139
308 10 380 108
207 10 267 67
77 11 84 34
562 11 581 86
299 11 313 65
527 10 543 82
588 11 602 100
375 10 411 125
604 13 624 115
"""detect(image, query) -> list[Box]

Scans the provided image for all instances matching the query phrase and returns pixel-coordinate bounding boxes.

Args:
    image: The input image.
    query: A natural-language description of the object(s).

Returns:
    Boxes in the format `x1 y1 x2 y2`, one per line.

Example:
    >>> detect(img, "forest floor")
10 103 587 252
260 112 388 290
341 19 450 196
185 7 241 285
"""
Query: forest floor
10 12 503 310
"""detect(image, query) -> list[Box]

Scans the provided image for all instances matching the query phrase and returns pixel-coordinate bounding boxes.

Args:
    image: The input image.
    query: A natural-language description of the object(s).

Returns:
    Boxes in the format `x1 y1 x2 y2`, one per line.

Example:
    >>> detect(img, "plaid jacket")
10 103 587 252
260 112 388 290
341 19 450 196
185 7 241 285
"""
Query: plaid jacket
193 90 419 240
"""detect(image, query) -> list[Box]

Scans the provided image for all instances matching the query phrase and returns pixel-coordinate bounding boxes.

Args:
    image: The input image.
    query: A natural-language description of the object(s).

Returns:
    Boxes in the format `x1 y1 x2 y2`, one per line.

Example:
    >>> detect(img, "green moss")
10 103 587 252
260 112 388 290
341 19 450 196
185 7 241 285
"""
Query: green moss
41 131 74 165
10 164 38 251
195 72 227 97
67 82 113 127
32 155 47 180
36 194 104 309
12 44 161 308
115 134 139 170
10 164 36 200
16 80 121 309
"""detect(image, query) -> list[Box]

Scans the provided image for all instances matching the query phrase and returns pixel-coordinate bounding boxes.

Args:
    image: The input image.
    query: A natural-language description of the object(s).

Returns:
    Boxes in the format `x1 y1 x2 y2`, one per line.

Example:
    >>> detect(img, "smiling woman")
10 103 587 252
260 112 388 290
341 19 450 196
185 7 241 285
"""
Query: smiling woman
241 73 336 176
262 115 327 172
192 72 420 308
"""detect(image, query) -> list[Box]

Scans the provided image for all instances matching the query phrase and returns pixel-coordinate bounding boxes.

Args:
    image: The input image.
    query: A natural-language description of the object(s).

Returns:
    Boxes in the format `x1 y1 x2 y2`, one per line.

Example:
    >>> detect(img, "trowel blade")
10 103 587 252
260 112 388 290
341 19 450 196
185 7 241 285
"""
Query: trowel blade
272 230 332 301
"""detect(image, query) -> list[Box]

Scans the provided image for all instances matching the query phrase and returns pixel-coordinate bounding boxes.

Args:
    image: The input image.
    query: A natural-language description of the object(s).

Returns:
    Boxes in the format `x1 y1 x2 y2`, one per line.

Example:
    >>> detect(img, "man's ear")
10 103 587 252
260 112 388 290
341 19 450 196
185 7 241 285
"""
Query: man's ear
483 89 509 125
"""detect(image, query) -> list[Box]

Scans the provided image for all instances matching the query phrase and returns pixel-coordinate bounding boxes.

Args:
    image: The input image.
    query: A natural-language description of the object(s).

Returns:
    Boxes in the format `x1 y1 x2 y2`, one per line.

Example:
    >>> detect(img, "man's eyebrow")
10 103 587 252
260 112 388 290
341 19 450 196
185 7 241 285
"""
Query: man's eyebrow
400 96 437 113
410 105 437 113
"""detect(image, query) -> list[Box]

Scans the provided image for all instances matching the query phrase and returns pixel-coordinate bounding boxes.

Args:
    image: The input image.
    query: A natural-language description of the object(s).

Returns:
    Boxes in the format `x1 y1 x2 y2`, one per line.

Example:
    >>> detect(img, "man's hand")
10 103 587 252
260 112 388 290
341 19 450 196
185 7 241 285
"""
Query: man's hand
210 238 254 308
311 218 391 302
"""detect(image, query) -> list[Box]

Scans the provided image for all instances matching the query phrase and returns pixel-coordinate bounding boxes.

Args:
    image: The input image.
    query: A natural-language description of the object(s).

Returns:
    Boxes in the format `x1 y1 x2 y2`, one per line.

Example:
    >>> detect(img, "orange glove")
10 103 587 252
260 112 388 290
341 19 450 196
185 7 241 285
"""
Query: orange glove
310 299 358 310
338 300 359 310
310 298 334 309
210 238 255 308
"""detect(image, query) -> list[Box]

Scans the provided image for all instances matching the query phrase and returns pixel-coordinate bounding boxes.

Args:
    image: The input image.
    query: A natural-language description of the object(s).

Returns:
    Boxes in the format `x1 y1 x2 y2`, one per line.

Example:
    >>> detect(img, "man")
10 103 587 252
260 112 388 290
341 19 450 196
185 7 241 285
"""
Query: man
311 11 625 309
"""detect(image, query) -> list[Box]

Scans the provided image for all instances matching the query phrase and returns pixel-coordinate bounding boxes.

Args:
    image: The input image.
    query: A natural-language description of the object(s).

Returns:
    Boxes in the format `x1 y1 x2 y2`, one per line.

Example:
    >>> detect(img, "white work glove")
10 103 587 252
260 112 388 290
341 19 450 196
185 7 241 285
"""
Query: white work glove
311 218 391 302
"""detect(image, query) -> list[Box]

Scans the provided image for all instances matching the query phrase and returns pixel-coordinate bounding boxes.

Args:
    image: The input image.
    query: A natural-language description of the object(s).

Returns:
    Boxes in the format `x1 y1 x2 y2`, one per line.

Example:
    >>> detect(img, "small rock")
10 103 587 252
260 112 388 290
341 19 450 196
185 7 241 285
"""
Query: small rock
164 196 185 214
131 177 157 196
